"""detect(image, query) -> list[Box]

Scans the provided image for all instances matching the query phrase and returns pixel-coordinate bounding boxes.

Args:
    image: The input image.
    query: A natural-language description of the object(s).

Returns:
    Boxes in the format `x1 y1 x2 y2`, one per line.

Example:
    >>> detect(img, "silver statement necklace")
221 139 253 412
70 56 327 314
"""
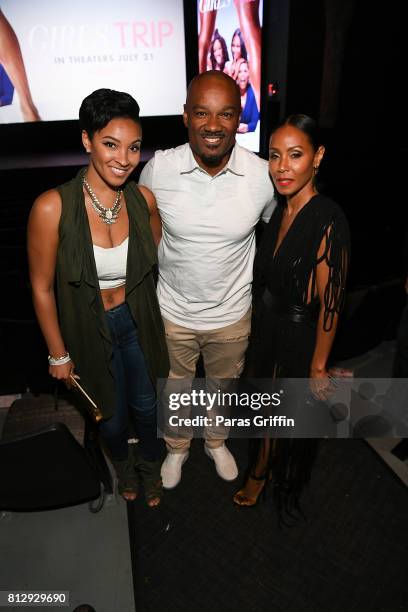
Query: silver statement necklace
83 177 123 225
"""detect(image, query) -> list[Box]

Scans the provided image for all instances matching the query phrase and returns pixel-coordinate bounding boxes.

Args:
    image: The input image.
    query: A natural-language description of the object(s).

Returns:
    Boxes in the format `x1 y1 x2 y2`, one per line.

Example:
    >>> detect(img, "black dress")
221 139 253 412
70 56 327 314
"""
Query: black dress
246 194 350 516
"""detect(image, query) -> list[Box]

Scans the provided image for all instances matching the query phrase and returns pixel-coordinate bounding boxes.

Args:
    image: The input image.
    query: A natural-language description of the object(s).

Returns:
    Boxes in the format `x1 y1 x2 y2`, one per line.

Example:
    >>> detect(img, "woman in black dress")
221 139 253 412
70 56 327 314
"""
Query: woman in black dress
234 114 350 509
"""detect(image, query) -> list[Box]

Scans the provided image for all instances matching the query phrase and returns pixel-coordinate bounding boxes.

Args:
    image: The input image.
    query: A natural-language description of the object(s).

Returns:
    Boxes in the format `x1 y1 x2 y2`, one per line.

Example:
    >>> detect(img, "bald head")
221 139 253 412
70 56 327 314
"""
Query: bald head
183 70 241 176
186 70 241 111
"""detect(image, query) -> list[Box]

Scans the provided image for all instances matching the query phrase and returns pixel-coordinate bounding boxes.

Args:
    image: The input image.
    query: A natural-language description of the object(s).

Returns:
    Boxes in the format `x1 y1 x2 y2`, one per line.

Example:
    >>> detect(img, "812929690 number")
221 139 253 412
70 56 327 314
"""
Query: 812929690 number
0 591 69 607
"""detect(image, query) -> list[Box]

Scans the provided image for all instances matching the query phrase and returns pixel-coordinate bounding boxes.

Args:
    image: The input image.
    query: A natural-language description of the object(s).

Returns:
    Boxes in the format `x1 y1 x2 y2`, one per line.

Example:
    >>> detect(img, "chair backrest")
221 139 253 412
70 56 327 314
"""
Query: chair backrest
2 394 85 445
0 422 102 511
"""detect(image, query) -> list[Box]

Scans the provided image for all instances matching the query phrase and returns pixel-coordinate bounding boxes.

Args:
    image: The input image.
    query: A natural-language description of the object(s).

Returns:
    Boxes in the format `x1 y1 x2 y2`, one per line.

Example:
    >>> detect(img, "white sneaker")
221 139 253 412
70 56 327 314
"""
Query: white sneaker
160 452 189 489
204 443 238 481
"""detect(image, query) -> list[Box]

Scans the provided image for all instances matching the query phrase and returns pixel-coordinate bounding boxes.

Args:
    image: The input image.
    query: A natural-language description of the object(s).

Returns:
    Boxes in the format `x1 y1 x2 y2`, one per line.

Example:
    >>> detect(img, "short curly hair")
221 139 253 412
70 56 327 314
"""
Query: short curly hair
79 88 140 139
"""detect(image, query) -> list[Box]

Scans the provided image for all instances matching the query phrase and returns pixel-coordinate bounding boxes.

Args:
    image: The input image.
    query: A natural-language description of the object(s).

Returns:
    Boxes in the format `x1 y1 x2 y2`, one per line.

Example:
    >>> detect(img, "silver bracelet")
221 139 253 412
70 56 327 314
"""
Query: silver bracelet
48 352 71 366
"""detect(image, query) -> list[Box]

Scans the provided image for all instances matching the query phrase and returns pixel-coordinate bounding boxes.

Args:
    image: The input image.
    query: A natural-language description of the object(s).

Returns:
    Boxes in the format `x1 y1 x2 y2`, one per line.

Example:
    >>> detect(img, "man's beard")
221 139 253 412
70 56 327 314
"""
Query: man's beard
199 151 226 167
193 138 234 167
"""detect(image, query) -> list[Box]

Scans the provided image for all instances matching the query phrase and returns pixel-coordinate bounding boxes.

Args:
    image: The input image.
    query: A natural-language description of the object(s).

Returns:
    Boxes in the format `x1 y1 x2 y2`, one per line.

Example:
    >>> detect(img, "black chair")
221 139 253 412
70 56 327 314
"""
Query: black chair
0 394 112 511
0 423 103 511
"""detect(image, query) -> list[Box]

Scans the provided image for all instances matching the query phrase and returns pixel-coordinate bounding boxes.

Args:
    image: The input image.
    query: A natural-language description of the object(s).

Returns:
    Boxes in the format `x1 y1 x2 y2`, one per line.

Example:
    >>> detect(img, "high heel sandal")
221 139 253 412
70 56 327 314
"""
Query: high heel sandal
233 471 270 507
137 458 163 508
112 457 139 502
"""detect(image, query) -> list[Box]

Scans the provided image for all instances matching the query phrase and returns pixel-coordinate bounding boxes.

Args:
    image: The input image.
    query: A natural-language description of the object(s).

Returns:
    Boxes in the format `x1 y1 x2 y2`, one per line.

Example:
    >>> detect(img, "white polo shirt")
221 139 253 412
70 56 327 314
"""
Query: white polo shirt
139 142 275 329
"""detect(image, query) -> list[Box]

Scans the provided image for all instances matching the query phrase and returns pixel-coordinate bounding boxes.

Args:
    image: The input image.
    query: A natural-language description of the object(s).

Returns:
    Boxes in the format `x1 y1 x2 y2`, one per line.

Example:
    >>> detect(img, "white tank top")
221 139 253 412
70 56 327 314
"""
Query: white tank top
93 237 128 290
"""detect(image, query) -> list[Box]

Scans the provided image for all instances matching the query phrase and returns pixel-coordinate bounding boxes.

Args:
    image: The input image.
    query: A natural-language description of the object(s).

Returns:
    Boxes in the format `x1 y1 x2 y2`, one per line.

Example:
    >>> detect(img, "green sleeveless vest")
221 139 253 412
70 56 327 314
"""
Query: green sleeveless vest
56 169 169 419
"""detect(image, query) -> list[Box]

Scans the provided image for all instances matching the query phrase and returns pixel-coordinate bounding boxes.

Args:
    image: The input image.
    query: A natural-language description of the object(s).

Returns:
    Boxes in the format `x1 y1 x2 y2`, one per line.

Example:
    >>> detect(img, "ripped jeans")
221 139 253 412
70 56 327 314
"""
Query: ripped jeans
99 302 160 462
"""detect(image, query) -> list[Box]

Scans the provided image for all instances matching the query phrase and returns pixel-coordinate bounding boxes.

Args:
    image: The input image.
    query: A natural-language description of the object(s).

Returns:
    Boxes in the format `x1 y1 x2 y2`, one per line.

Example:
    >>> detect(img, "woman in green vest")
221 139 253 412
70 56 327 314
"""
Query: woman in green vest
27 88 169 506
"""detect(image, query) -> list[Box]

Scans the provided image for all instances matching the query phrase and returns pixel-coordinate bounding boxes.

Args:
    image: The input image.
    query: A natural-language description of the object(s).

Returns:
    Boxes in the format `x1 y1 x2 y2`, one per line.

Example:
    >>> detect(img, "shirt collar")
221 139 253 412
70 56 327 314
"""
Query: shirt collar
180 143 245 177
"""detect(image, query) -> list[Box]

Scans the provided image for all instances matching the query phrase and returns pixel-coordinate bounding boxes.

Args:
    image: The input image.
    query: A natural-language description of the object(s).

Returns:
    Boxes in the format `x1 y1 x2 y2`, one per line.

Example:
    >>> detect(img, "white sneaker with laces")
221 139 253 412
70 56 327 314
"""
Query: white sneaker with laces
160 452 189 489
204 443 238 481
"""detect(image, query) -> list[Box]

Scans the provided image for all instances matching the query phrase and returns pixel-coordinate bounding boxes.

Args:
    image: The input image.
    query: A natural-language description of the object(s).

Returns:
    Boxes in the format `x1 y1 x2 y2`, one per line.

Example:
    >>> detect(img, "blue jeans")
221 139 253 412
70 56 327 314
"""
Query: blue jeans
99 302 160 462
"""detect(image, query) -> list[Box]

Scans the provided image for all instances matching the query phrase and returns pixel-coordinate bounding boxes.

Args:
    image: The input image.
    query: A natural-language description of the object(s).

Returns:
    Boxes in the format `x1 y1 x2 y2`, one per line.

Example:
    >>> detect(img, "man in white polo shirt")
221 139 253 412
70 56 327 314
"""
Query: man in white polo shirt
139 70 275 488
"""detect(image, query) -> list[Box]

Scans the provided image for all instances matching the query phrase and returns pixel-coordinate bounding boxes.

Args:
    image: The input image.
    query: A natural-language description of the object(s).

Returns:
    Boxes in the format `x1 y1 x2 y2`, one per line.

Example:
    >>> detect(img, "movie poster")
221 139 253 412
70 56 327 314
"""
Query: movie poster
0 0 186 123
197 0 263 151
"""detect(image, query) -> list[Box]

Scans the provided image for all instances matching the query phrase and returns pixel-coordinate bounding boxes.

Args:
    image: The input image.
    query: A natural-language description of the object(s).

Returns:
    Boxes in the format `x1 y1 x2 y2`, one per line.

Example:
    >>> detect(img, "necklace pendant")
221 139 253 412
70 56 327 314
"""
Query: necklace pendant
83 176 122 225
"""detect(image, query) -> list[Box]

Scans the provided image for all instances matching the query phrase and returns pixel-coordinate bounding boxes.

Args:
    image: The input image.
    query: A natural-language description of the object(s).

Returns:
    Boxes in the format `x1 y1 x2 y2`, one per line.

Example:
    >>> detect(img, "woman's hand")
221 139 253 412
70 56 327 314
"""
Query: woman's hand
49 360 76 387
309 367 334 402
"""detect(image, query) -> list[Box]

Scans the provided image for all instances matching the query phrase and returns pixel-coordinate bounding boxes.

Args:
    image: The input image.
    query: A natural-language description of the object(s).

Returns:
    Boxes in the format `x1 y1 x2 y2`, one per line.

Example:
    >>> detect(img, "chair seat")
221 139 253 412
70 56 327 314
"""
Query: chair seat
0 422 102 511
0 395 104 511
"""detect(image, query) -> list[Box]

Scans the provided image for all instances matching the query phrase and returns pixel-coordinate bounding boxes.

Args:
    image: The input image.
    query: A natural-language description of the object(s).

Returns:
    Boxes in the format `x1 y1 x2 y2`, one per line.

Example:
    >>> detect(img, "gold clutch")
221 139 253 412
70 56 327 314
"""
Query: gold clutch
69 374 103 423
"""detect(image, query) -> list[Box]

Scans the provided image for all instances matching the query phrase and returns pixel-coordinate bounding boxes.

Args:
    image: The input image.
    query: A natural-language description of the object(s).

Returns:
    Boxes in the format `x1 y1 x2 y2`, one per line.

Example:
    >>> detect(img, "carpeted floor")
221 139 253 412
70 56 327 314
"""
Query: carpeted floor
128 437 408 612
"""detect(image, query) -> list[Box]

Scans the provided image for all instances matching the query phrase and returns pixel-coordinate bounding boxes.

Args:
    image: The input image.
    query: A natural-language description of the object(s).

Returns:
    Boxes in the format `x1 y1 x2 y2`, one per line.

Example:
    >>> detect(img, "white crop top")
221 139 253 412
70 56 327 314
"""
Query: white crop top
93 238 128 290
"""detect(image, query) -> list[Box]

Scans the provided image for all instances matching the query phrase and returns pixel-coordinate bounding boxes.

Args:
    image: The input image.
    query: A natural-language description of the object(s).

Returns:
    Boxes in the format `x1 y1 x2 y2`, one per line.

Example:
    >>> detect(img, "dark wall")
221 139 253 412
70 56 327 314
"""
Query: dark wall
259 0 291 155
275 0 405 288
283 0 402 138
285 0 326 119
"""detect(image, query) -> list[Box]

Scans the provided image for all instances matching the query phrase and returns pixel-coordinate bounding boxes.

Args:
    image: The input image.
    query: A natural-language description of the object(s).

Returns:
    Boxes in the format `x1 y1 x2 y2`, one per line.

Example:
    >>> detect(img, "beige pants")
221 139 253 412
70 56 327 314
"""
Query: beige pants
162 308 251 453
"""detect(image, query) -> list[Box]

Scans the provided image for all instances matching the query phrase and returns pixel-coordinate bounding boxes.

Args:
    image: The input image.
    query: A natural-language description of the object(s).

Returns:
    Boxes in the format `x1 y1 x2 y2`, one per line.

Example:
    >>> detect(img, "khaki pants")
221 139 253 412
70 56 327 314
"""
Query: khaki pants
162 308 251 453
